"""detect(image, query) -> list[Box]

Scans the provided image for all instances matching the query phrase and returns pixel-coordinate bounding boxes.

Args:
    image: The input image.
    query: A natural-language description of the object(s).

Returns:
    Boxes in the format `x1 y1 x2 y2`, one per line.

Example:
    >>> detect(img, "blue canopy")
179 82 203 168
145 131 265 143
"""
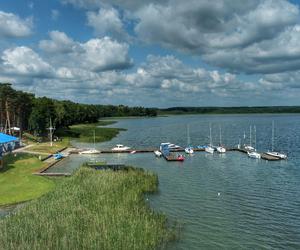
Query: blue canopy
0 133 18 144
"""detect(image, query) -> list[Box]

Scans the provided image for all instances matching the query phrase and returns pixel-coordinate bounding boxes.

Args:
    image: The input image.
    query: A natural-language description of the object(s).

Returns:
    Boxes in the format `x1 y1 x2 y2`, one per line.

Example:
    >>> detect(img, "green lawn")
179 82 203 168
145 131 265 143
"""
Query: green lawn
0 154 55 205
0 167 174 249
28 138 70 154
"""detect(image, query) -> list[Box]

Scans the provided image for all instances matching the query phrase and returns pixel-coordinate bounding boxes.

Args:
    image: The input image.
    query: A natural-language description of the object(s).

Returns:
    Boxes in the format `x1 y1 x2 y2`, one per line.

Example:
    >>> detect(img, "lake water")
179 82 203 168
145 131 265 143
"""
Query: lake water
6 114 300 249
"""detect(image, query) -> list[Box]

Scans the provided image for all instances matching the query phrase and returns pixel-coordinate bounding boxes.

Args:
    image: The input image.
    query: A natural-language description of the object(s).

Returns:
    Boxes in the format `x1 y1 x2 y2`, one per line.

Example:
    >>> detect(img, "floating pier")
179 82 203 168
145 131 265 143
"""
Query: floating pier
71 147 283 161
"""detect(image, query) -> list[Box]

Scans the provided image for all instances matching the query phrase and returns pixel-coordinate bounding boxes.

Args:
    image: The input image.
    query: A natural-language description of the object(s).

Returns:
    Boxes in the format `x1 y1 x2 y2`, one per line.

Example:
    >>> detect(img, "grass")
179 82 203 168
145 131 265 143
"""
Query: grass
0 154 54 206
0 167 175 249
56 121 125 143
28 138 70 154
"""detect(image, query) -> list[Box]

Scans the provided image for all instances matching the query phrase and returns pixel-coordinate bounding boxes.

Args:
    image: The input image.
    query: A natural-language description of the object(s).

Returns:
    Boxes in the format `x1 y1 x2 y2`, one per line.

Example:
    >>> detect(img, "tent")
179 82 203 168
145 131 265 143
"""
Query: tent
0 133 19 168
0 133 18 144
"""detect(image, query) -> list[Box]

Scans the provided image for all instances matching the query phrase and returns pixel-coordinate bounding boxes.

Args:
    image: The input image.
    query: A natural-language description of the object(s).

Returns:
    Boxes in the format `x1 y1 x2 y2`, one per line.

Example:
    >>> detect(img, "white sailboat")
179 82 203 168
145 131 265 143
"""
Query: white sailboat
216 126 226 153
244 126 255 151
185 125 194 154
266 121 287 159
79 130 100 154
248 126 261 159
205 123 214 154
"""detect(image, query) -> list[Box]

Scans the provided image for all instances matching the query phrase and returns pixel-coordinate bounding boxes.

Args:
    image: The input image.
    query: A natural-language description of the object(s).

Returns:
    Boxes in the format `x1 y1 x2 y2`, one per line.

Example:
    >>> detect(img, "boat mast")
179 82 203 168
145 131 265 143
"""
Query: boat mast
271 121 274 151
219 126 222 145
93 130 96 149
187 125 190 146
209 123 212 146
249 126 252 147
254 125 257 151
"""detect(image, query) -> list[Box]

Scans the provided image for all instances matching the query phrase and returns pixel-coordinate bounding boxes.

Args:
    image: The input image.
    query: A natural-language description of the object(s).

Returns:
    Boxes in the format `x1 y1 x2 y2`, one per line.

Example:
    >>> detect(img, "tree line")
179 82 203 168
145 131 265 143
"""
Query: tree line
159 106 300 115
0 83 157 136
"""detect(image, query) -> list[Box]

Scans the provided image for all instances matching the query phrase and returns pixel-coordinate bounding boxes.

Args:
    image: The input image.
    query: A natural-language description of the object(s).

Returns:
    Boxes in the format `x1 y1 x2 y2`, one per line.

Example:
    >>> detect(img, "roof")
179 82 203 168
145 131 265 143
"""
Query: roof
0 133 18 144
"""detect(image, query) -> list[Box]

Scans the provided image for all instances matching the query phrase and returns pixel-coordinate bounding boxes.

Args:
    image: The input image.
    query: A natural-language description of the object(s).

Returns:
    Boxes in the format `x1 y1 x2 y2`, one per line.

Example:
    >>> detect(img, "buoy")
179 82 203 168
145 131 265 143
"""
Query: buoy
218 192 221 196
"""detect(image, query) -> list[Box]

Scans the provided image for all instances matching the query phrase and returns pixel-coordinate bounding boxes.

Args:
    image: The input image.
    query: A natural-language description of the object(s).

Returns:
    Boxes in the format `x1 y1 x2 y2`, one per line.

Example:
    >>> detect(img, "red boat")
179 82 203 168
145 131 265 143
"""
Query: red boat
177 154 185 161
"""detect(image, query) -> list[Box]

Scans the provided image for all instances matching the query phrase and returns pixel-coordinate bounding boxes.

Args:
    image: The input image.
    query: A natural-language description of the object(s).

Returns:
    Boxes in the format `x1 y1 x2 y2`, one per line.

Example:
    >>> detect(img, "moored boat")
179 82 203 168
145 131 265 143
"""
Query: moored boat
185 147 194 154
154 150 162 157
112 144 131 151
176 154 185 161
79 149 101 154
248 151 261 159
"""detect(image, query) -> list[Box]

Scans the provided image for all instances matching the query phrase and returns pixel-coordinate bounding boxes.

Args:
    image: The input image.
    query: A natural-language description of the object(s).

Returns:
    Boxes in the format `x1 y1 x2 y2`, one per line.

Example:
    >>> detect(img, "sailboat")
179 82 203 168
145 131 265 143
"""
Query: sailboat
185 125 194 154
79 130 100 154
247 126 261 159
216 126 226 153
266 121 287 159
205 123 214 154
244 126 255 151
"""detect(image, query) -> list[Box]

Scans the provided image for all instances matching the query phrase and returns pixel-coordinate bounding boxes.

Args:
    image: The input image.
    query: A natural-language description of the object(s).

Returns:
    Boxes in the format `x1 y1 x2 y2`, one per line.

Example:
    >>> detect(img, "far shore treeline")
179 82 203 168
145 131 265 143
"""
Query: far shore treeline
159 106 300 115
0 83 157 136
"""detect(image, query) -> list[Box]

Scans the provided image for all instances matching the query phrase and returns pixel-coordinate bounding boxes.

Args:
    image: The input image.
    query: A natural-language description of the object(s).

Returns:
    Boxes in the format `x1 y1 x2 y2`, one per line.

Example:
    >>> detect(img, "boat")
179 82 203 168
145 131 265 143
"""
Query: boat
112 144 131 151
154 150 162 157
130 150 136 154
248 151 261 159
185 125 194 154
160 142 181 151
216 126 226 153
244 126 255 151
176 154 185 161
53 153 64 160
266 121 287 159
79 149 100 154
205 123 214 154
79 130 100 154
248 126 261 159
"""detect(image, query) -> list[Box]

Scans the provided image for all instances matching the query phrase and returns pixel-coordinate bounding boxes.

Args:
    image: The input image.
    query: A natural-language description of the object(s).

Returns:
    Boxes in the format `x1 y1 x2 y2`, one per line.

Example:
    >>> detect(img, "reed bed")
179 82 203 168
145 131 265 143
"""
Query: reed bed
0 167 174 249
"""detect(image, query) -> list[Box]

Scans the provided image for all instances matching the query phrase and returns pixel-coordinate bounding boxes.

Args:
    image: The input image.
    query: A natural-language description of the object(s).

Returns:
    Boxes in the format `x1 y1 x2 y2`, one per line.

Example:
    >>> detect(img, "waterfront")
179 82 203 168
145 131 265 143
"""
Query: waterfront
49 114 300 249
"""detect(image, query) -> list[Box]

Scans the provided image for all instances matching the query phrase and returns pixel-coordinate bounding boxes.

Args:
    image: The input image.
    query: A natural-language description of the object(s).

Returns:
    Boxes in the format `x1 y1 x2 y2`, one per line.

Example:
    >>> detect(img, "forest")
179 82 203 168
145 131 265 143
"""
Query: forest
0 83 157 136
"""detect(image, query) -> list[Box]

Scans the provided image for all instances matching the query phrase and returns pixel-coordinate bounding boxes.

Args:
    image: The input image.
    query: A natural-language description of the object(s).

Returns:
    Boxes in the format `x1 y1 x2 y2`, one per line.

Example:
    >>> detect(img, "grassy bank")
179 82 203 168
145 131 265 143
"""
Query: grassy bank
27 138 70 154
0 167 174 249
0 154 54 205
57 121 125 143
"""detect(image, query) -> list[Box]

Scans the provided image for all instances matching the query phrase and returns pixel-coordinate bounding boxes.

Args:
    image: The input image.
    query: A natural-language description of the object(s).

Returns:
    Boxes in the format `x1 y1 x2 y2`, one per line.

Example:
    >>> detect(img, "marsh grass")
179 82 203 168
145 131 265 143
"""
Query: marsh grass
0 167 175 249
56 121 125 143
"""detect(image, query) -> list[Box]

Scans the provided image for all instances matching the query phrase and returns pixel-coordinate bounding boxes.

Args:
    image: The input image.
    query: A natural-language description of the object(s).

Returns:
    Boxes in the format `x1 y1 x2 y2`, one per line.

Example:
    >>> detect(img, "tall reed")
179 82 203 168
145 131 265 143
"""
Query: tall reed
0 167 174 249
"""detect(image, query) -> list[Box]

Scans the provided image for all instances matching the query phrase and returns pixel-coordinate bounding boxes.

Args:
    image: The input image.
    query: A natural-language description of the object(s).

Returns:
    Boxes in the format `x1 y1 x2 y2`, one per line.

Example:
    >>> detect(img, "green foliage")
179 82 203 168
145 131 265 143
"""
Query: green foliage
0 167 174 250
0 83 157 137
159 106 300 115
56 122 125 143
0 153 54 205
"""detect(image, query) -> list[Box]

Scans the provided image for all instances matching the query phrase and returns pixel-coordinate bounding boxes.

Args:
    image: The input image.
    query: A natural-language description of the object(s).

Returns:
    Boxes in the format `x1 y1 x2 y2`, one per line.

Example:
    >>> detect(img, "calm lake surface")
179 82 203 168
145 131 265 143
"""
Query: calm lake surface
10 114 300 248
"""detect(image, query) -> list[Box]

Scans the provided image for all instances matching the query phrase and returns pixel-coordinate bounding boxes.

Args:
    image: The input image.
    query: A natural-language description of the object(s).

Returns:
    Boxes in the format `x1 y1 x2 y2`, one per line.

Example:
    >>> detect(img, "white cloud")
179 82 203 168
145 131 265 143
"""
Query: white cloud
1 46 54 77
87 7 126 38
39 31 77 53
40 32 133 71
0 11 32 38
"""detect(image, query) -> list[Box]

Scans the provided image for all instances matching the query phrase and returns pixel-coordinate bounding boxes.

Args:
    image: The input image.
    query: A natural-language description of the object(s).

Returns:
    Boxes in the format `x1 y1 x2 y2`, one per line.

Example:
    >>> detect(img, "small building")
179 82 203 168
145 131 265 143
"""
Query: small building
0 133 19 169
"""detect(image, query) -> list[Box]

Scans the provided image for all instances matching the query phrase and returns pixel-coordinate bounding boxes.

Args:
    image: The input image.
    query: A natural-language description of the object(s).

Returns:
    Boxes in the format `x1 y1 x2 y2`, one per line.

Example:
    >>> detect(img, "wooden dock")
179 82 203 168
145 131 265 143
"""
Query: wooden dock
71 147 283 161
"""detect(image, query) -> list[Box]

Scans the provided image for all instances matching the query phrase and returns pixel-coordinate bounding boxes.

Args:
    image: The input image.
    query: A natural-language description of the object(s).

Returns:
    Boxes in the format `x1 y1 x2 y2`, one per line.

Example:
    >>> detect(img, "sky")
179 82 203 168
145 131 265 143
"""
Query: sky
1 0 300 107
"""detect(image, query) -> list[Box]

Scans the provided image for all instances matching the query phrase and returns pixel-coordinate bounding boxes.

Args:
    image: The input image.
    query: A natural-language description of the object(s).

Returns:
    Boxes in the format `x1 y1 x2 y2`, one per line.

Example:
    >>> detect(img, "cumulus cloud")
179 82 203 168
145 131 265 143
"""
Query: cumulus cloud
87 7 126 38
0 11 32 38
40 31 133 71
0 46 54 77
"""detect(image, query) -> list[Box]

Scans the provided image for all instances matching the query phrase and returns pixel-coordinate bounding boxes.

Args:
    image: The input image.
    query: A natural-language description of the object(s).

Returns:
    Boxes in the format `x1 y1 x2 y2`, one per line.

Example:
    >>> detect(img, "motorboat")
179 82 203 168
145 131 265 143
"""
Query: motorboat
185 147 194 154
265 121 287 159
160 142 181 151
248 151 261 159
266 151 287 159
112 144 131 151
176 154 185 161
154 150 162 157
130 150 136 154
79 149 100 154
